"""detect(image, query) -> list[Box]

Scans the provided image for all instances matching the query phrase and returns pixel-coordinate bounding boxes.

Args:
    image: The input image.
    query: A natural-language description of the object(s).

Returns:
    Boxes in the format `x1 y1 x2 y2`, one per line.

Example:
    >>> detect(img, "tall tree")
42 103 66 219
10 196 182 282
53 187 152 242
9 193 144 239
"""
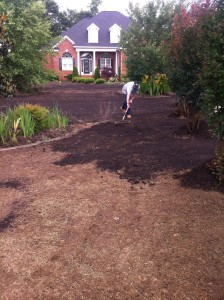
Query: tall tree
0 13 16 98
0 0 52 91
88 0 103 15
44 0 102 37
120 0 176 81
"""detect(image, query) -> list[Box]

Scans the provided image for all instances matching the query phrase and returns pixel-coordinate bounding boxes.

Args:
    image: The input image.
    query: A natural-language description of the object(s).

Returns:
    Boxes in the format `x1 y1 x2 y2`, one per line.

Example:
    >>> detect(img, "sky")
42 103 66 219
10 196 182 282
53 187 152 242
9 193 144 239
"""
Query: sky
55 0 150 16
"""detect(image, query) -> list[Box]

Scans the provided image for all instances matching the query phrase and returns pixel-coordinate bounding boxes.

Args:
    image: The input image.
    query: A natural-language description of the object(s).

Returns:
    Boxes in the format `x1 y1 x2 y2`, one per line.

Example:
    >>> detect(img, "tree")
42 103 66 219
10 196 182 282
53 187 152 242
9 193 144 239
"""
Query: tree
199 0 224 181
88 0 103 15
44 0 102 37
163 1 214 132
0 0 52 91
120 0 176 81
0 13 16 98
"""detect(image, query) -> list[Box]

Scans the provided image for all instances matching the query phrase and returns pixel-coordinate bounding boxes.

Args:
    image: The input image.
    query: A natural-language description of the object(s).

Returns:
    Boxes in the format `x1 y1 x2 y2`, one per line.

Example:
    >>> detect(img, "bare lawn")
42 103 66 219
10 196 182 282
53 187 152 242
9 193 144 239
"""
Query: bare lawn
0 82 224 300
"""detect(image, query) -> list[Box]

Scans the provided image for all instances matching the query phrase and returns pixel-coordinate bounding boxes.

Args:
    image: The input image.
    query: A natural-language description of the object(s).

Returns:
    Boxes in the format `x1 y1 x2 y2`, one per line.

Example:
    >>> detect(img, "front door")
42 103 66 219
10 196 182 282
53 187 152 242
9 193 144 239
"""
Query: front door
84 59 90 74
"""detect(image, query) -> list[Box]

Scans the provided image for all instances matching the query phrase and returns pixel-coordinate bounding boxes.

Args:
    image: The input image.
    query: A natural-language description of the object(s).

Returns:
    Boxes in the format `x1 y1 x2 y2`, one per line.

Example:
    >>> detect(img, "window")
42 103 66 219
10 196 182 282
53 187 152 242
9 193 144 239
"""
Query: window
87 23 99 43
100 53 111 69
62 52 73 71
109 24 121 43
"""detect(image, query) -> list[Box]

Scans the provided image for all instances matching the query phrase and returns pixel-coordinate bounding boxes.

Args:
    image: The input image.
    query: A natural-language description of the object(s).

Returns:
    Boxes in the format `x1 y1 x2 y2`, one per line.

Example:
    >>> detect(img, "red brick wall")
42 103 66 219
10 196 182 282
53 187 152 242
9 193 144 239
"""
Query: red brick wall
45 39 77 81
121 51 127 76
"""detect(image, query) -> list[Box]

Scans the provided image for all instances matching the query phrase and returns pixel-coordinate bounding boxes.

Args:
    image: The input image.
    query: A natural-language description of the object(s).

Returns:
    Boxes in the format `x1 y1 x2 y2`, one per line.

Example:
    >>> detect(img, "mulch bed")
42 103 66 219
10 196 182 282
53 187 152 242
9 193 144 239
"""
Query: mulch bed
0 82 223 300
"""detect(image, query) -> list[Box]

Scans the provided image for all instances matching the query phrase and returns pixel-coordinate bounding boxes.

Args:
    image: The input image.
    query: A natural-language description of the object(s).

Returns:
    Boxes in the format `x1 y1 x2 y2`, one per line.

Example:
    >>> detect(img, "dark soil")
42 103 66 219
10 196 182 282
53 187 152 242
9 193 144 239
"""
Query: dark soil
0 82 223 300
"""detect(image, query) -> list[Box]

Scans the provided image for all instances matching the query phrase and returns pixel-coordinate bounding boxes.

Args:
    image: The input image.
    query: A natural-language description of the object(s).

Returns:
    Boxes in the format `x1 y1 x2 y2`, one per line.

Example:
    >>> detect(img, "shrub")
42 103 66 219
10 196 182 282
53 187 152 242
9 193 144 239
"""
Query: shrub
67 66 79 81
18 108 35 138
84 78 95 84
0 104 69 146
108 76 118 83
72 77 80 82
15 104 49 132
46 70 59 82
140 74 170 96
47 106 69 129
75 77 85 83
95 78 106 84
100 67 115 80
94 66 101 80
0 113 9 144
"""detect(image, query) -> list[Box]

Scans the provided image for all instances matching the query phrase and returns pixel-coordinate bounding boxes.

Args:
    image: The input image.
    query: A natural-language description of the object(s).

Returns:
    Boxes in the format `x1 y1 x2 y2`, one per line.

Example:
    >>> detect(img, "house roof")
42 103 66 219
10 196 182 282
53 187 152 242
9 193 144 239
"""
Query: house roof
61 11 131 47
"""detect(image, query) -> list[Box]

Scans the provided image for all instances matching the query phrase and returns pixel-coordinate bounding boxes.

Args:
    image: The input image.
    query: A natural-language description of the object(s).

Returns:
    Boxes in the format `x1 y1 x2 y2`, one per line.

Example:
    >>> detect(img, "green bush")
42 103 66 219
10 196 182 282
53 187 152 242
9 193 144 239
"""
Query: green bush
94 66 101 80
15 104 49 132
95 78 106 84
72 77 80 82
0 104 69 146
84 78 95 84
76 77 85 83
67 66 79 81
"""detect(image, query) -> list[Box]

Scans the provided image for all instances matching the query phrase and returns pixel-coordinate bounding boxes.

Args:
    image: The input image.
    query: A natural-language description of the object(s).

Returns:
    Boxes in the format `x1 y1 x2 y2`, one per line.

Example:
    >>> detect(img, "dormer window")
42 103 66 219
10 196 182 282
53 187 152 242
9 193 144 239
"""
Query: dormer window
109 24 121 43
87 23 99 43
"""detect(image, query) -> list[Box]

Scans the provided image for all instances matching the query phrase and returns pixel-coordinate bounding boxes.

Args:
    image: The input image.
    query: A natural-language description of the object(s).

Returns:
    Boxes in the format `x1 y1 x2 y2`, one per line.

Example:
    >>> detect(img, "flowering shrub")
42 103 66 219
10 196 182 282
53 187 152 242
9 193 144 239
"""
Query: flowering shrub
140 74 170 96
100 67 115 81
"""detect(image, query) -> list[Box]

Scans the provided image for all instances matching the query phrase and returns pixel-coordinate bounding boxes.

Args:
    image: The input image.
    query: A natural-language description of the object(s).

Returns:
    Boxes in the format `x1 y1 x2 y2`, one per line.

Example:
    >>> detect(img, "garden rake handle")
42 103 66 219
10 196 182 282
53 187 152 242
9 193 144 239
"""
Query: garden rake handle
122 101 132 120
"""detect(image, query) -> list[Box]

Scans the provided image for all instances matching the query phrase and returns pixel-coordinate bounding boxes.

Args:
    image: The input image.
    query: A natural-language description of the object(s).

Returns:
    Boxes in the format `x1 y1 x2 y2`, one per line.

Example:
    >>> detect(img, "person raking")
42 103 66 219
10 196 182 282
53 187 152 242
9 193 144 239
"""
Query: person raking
120 81 140 119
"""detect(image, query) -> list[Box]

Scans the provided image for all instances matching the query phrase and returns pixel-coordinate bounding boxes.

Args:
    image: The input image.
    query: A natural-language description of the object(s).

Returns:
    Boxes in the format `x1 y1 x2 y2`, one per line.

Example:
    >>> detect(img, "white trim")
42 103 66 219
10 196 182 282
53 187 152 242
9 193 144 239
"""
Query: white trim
109 24 121 31
75 46 119 52
87 23 99 31
53 35 75 48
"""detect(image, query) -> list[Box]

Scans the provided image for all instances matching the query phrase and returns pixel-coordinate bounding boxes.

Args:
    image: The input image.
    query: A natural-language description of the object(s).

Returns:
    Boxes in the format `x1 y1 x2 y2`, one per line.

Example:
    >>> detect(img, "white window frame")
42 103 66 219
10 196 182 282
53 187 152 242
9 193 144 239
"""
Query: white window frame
62 52 73 71
100 58 111 69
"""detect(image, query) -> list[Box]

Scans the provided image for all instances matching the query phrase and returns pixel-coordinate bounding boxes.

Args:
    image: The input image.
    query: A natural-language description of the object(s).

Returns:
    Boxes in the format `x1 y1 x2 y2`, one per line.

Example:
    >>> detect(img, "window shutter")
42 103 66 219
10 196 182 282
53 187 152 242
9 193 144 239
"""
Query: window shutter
98 59 100 69
73 58 76 66
111 59 114 69
59 58 62 70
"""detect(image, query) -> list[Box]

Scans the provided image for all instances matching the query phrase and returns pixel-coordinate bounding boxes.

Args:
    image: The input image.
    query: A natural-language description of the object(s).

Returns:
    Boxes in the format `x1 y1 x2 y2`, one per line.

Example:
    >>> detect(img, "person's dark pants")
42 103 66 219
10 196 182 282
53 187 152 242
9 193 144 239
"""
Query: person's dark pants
122 94 131 116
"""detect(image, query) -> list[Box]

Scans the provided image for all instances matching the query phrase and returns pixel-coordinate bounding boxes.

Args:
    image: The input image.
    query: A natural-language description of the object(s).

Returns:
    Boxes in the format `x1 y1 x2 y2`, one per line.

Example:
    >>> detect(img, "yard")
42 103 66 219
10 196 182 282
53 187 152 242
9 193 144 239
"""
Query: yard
0 82 223 299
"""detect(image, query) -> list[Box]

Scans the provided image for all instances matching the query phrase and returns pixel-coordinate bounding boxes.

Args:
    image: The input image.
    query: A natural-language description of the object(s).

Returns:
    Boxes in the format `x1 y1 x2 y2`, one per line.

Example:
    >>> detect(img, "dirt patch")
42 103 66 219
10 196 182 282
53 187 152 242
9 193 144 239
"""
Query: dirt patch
0 82 224 300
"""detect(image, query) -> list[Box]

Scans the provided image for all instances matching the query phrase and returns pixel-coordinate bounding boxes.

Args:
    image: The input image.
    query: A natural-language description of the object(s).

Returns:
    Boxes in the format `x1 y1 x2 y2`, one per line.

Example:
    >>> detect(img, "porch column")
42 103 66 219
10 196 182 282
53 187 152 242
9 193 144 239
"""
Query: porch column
115 50 118 75
77 50 80 75
93 50 96 74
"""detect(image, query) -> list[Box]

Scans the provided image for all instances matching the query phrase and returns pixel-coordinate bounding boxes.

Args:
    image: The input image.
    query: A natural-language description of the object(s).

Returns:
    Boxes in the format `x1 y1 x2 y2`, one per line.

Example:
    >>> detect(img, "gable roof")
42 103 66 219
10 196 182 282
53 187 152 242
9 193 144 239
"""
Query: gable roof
61 11 131 47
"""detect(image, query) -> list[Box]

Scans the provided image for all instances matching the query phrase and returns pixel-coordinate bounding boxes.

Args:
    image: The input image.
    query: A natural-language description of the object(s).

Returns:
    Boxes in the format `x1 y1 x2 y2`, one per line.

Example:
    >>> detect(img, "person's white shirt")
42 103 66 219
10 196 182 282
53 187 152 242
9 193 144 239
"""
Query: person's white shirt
122 81 140 95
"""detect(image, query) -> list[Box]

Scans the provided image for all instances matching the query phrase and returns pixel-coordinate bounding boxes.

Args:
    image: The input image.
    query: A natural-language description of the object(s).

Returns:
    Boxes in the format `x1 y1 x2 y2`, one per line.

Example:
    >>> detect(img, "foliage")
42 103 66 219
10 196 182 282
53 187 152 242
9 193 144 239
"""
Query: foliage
17 108 35 138
15 104 50 133
72 77 96 83
120 0 176 80
84 78 95 84
44 0 102 37
163 1 214 133
0 103 69 145
72 77 81 82
0 14 16 98
199 0 224 141
100 67 115 81
94 66 101 80
0 0 52 92
0 113 10 144
88 0 103 15
108 77 118 83
45 70 60 82
209 142 224 183
163 4 207 108
140 74 170 96
66 66 79 81
95 78 106 84
47 106 69 129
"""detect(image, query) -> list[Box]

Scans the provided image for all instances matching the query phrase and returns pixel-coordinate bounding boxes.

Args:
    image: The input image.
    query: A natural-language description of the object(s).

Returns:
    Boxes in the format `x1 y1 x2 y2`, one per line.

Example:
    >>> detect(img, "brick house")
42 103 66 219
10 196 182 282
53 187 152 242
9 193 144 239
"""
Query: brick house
46 11 131 80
